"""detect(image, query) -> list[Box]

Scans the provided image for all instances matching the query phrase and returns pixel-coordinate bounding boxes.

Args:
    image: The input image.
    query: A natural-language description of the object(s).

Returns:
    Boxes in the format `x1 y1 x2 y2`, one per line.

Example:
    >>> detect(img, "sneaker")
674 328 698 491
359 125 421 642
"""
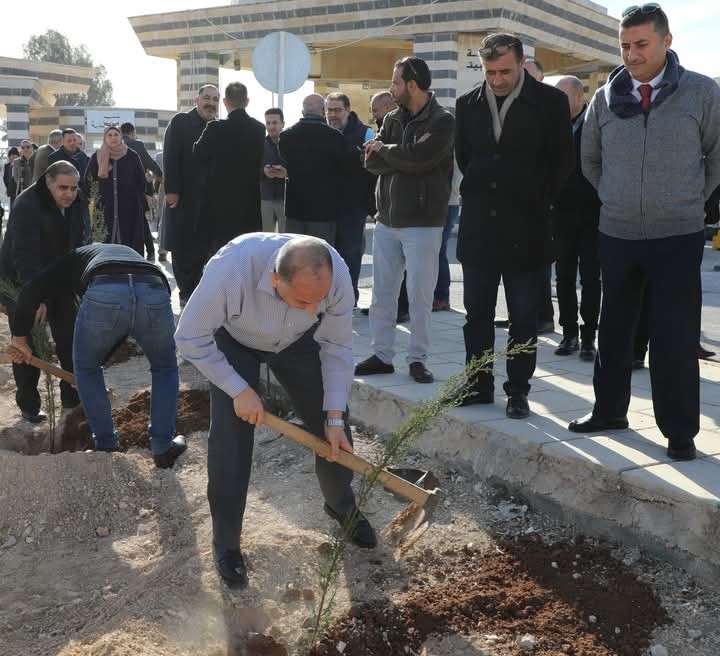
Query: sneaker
355 355 394 376
324 503 377 548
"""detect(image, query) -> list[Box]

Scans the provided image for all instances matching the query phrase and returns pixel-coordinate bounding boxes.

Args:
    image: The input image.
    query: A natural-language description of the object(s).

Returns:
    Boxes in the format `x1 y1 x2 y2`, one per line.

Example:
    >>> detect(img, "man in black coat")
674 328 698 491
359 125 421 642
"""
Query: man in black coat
193 82 265 253
3 147 19 213
0 161 86 421
278 94 349 245
163 84 219 305
455 33 574 418
552 76 602 362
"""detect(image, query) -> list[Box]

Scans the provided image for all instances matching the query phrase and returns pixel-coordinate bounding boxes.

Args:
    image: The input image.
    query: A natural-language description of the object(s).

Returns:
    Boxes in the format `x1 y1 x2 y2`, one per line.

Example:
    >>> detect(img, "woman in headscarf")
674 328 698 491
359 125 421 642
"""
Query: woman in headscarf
86 125 146 254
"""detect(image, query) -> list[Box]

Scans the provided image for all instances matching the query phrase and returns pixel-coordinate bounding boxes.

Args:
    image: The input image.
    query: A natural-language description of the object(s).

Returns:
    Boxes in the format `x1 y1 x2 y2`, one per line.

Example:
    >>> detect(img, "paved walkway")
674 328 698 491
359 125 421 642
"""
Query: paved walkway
350 225 720 579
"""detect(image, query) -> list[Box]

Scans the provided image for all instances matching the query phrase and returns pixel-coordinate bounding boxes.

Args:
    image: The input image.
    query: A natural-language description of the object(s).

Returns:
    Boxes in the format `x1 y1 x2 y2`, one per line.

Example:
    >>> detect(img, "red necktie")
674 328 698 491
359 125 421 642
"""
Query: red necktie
638 84 653 112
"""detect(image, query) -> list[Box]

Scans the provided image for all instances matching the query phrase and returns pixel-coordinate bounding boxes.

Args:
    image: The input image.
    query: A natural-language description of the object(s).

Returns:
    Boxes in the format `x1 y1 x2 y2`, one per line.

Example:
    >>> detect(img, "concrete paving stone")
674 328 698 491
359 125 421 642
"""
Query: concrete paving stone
699 362 720 382
542 434 669 473
474 412 588 447
525 388 597 415
700 381 720 406
621 459 720 504
615 426 720 456
636 408 720 432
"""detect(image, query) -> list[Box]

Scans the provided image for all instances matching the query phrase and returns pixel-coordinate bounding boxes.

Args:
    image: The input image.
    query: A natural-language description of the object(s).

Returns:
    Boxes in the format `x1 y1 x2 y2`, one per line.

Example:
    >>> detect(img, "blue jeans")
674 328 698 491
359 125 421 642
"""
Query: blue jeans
434 205 460 302
73 274 179 453
335 206 368 302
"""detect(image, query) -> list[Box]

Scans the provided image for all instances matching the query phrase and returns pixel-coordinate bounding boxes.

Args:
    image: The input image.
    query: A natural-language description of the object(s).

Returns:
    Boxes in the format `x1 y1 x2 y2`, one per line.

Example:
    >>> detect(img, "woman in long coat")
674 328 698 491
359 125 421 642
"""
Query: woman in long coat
86 126 146 254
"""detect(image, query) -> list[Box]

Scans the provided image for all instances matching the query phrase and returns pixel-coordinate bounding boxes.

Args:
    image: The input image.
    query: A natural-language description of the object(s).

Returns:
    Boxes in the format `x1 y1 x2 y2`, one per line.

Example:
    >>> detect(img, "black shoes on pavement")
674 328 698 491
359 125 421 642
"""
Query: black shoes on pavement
506 394 530 419
358 307 409 323
458 389 495 406
409 362 434 383
153 435 187 469
568 413 629 433
579 341 597 362
214 545 249 589
324 503 377 548
555 336 579 356
667 442 697 461
355 355 394 376
21 410 47 424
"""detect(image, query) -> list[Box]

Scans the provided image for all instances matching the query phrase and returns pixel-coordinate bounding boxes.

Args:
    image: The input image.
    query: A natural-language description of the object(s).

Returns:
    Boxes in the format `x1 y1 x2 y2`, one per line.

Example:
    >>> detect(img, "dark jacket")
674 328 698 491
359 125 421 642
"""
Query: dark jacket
162 107 210 248
279 115 350 223
0 172 86 286
706 186 720 225
193 108 266 244
340 111 377 213
48 146 90 178
123 136 163 178
366 93 454 228
260 136 286 202
455 74 574 270
3 161 17 199
553 105 601 226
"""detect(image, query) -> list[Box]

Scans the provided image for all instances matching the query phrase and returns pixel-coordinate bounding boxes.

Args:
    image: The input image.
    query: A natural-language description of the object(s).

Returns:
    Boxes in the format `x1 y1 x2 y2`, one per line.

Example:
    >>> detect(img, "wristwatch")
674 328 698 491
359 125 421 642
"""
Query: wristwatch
325 417 345 427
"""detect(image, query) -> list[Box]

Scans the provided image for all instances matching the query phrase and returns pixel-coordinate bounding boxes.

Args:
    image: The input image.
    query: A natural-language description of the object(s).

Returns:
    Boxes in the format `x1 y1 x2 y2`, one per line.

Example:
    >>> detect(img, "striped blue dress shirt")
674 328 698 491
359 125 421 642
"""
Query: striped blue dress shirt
174 232 355 411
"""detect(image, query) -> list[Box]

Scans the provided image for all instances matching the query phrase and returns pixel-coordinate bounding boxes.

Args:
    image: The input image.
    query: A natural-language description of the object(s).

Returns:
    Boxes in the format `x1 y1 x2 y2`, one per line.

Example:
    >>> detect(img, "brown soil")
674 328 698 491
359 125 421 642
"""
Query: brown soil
104 339 143 366
61 389 210 451
309 536 669 656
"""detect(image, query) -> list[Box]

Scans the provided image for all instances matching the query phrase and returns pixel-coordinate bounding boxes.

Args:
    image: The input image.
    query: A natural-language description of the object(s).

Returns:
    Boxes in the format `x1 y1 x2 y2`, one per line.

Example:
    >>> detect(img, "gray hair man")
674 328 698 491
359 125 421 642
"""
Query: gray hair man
568 5 720 462
175 233 377 589
32 129 63 182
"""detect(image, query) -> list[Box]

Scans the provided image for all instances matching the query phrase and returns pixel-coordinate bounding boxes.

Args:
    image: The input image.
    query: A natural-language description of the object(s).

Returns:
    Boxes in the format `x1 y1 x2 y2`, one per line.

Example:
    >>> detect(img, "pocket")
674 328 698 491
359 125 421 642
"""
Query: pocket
145 300 174 331
81 299 121 331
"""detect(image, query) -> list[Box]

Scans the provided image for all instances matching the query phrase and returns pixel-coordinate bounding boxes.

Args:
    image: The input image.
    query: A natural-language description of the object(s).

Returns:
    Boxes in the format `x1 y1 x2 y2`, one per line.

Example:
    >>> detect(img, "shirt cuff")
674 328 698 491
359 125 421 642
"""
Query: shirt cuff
323 389 350 413
218 374 249 400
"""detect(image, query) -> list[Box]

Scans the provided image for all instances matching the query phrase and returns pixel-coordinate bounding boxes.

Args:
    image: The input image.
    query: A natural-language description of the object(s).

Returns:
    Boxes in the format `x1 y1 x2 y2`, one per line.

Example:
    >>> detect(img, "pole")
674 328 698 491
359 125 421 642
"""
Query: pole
277 31 286 111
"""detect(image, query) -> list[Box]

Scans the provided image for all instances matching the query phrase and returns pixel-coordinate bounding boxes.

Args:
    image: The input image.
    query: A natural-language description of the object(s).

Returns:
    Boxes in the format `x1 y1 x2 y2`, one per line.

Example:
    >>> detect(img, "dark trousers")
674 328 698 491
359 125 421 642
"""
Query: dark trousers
171 246 208 303
593 231 704 447
462 264 541 396
538 265 554 324
208 327 356 552
398 275 409 316
143 219 154 258
335 207 368 303
7 295 79 413
633 291 650 360
555 219 601 341
434 205 460 302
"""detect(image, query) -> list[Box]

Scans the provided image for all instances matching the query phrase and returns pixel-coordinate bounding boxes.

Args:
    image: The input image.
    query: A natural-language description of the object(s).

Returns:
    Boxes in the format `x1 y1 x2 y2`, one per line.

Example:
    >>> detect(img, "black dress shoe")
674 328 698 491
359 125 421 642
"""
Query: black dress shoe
555 336 579 356
21 410 47 424
409 362 434 383
355 355 394 376
359 307 370 316
458 389 495 406
579 341 597 362
568 413 629 433
324 503 377 548
396 311 410 324
153 435 187 469
698 345 716 360
214 546 248 588
537 320 555 334
506 394 530 419
667 442 697 461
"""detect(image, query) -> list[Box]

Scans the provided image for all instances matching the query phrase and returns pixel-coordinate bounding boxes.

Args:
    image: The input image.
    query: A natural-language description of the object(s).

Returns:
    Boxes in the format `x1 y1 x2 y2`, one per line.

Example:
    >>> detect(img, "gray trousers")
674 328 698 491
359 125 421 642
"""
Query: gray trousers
261 199 286 233
208 326 355 552
285 218 336 246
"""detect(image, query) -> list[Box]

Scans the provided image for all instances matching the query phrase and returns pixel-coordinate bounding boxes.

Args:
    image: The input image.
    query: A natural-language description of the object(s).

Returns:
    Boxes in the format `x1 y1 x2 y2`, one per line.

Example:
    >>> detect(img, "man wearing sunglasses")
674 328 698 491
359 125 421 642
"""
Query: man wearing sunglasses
568 5 720 461
454 33 574 418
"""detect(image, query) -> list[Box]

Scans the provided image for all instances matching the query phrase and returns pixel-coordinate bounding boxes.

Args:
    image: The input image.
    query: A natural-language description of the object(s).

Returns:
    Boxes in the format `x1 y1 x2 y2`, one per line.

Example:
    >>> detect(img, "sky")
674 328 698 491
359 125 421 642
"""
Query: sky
3 0 720 124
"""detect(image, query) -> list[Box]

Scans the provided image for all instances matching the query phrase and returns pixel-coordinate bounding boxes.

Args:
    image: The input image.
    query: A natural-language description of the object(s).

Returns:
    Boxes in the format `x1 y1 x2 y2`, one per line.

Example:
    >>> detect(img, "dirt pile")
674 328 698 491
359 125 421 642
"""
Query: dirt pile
104 339 143 366
61 389 210 451
310 536 669 656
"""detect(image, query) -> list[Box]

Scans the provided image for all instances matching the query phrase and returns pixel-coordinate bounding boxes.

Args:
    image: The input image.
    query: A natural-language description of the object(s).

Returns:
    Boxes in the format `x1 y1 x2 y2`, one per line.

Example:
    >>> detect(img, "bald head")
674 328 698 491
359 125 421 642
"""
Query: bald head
302 94 326 117
371 91 396 125
556 76 586 118
275 236 333 283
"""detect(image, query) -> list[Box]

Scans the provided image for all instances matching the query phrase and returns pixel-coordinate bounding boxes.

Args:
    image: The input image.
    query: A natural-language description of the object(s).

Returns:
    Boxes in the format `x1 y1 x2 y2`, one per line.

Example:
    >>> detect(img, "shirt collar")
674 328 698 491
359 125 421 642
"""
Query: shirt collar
631 65 666 91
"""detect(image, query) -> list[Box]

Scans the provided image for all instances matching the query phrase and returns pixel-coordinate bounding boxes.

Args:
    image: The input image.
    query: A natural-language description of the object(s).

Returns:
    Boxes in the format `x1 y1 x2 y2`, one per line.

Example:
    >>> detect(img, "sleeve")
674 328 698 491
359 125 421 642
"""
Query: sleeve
11 254 75 337
701 81 720 199
132 151 147 194
314 257 356 411
13 215 46 285
581 91 603 190
162 114 183 195
371 112 455 175
544 94 575 205
32 149 47 183
454 98 471 176
174 261 249 399
192 120 216 167
136 141 163 177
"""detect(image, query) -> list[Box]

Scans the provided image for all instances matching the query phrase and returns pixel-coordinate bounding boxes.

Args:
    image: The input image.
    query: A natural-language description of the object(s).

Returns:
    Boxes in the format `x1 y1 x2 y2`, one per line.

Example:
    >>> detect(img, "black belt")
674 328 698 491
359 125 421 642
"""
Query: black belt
91 274 165 288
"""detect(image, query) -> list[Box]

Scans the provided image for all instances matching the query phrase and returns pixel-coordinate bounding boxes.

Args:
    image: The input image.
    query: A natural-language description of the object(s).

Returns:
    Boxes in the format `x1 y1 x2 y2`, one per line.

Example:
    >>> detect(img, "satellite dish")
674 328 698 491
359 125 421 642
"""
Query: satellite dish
252 31 311 107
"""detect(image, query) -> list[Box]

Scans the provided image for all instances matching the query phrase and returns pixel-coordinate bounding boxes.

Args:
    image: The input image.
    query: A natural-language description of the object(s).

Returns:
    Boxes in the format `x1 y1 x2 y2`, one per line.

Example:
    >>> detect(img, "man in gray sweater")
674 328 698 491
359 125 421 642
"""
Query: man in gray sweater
568 5 720 461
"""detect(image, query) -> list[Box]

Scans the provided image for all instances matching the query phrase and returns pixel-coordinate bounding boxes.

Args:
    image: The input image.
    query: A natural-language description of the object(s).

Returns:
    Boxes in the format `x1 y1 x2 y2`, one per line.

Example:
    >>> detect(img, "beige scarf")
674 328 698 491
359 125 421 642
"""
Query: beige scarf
485 69 525 143
97 128 128 178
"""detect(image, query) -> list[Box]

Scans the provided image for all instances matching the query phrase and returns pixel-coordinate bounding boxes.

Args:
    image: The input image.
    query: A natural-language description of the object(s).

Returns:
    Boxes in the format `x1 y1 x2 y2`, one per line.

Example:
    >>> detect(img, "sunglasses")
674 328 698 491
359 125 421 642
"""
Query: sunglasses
478 41 522 59
622 3 662 17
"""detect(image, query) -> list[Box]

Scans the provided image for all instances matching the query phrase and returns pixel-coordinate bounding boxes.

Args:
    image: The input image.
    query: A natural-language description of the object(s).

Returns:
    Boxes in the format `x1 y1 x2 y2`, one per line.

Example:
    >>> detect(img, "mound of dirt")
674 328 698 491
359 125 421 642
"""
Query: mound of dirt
104 339 143 366
61 389 210 451
310 537 669 656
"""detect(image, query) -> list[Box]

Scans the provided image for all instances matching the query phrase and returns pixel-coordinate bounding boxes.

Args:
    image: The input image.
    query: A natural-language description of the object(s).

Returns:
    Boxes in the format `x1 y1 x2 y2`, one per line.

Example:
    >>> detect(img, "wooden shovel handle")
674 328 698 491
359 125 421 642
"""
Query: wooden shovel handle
1 351 76 386
263 412 432 507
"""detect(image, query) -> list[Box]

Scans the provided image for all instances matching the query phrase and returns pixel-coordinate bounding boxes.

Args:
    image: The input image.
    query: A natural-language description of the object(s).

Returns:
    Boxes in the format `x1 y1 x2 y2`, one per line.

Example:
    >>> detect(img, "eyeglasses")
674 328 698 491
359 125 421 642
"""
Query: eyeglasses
621 3 662 18
478 41 522 60
325 107 347 114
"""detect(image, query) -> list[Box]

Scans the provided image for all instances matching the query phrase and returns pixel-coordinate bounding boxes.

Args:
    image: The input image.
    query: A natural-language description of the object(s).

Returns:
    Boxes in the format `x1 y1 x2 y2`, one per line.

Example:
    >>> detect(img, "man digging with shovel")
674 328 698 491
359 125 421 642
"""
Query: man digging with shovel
6 243 186 469
175 233 377 589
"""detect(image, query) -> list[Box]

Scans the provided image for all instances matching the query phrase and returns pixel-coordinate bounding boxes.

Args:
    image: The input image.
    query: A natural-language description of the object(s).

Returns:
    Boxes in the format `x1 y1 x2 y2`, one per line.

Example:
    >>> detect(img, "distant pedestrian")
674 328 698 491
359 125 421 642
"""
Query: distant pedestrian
32 129 63 183
3 147 19 212
432 162 462 312
260 107 287 233
12 140 34 197
194 82 265 253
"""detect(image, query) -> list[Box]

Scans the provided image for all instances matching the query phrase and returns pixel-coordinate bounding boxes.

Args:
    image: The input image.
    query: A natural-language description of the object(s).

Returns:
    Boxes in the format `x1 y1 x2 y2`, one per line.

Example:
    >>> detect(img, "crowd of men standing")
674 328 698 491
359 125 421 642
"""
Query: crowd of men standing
1 2 719 589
